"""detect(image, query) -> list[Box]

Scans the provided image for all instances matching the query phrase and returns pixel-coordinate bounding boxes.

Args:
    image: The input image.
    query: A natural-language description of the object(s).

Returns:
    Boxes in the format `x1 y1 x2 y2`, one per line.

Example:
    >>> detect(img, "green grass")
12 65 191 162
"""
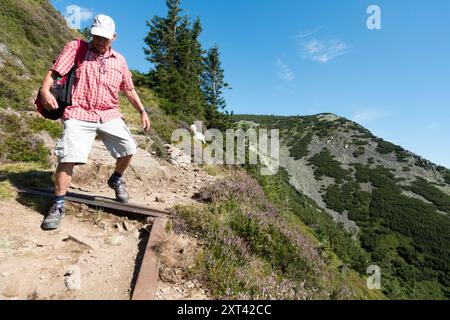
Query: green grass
119 86 181 143
176 168 384 299
0 180 17 200
27 117 63 139
0 162 54 188
0 162 54 213
0 112 57 164
246 166 372 275
0 0 79 110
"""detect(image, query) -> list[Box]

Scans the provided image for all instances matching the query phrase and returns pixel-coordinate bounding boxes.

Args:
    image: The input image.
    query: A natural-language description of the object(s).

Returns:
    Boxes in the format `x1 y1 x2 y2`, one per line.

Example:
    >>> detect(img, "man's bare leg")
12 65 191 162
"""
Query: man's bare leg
54 163 75 196
115 155 133 175
108 155 133 203
42 163 74 230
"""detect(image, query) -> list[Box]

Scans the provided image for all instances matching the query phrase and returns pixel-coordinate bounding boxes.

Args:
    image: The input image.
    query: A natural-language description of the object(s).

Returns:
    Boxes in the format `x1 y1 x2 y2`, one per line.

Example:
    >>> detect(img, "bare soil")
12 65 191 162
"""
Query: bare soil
0 140 215 300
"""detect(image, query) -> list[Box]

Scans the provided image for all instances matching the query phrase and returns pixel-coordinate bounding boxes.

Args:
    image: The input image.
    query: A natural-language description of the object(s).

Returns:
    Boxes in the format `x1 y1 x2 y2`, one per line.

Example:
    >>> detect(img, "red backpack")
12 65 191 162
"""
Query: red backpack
35 39 88 120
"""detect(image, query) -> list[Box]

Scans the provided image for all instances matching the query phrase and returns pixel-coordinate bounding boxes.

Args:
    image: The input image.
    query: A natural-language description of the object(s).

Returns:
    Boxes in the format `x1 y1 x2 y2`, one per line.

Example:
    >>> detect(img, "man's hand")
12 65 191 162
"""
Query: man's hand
40 89 59 111
124 88 151 132
141 111 151 132
40 70 60 111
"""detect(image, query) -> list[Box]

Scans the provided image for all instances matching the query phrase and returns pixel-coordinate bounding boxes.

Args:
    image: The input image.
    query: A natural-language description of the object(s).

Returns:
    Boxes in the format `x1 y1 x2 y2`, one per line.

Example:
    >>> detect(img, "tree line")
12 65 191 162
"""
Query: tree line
81 0 233 130
141 0 233 130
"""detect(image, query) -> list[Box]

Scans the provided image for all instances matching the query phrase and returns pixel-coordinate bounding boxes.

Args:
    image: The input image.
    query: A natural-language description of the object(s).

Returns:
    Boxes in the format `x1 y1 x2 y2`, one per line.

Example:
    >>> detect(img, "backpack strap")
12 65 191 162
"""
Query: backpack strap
74 39 88 68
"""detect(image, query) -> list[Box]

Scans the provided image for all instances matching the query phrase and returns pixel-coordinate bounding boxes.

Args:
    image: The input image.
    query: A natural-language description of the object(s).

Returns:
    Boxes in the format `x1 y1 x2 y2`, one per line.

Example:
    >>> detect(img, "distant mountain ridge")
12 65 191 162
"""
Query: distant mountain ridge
233 113 450 299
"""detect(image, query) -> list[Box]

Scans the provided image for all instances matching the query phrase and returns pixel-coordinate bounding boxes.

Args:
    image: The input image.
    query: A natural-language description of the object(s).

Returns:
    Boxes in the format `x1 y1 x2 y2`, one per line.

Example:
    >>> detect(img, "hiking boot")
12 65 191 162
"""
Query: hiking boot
107 176 129 203
42 203 65 230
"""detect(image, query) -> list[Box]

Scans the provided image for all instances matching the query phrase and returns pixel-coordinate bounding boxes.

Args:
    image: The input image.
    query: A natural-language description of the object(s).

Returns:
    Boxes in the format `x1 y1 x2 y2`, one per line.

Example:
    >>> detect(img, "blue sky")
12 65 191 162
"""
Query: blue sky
51 0 450 168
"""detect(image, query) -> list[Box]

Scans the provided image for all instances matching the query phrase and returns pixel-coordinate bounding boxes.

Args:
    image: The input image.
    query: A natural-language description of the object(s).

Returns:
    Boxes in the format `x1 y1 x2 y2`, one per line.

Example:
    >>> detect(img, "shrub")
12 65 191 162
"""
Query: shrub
410 178 450 212
353 146 365 158
309 150 351 184
0 136 48 164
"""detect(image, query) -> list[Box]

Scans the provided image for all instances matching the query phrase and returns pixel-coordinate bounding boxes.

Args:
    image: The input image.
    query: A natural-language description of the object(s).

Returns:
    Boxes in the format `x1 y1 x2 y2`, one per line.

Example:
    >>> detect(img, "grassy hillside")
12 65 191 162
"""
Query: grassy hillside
232 113 450 299
0 0 183 164
0 0 80 110
1 0 447 300
175 166 384 299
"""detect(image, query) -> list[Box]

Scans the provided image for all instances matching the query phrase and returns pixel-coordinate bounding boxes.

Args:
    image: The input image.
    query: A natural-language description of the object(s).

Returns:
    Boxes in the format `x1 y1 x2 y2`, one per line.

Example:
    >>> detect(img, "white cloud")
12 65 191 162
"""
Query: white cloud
351 109 385 125
276 59 295 81
291 26 323 39
300 38 349 63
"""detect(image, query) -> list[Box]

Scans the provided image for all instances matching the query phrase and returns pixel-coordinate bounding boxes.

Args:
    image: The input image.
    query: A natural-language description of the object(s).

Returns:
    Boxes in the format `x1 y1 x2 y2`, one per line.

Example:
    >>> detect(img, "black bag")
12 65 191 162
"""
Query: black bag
36 39 88 120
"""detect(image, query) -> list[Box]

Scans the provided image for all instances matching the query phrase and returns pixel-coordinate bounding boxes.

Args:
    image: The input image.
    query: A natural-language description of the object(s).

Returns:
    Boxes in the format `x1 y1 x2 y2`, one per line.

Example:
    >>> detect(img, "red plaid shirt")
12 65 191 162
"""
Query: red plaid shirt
51 40 134 123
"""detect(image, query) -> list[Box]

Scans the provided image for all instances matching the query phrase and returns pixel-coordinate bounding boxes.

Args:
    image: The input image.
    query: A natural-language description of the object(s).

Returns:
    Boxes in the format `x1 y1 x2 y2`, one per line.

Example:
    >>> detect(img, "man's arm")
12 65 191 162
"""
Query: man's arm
40 70 60 110
123 88 151 132
40 40 77 111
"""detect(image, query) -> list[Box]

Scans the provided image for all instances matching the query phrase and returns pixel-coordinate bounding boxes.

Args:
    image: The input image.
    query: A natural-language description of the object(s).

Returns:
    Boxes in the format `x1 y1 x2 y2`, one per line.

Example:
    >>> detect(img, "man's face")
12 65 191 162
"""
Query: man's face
91 34 116 54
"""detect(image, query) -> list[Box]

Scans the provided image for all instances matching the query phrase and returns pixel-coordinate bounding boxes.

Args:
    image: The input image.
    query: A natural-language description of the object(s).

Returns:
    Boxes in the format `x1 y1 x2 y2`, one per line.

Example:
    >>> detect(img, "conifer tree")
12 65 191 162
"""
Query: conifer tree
202 45 233 130
144 0 232 127
144 0 183 113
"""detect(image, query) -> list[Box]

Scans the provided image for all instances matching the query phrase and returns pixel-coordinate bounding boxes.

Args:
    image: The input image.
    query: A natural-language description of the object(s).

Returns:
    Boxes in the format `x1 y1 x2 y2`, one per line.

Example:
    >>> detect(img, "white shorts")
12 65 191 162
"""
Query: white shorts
54 118 137 164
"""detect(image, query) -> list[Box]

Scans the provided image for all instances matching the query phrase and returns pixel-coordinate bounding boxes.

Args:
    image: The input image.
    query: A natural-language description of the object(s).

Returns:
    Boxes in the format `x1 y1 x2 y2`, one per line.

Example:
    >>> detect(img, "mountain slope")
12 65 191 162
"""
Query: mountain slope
233 113 450 299
0 0 79 110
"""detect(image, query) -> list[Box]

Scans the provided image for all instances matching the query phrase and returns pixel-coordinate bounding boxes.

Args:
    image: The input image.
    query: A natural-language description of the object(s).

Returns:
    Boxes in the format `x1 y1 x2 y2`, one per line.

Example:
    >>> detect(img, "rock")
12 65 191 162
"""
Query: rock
66 233 99 251
133 229 140 240
145 217 155 224
32 240 45 248
56 255 70 261
1 272 10 277
97 221 109 230
159 268 179 283
115 223 125 233
109 235 125 246
2 284 19 298
155 195 165 203
64 265 81 291
123 221 136 232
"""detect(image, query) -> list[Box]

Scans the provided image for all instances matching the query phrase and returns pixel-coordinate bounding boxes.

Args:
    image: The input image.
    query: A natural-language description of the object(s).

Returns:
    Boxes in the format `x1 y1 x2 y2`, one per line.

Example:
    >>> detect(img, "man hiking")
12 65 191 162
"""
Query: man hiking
39 14 150 230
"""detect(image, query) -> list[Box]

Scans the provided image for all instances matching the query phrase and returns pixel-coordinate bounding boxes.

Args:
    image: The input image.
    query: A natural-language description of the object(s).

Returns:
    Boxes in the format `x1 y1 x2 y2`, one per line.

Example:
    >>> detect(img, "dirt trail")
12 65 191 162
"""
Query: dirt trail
0 139 215 300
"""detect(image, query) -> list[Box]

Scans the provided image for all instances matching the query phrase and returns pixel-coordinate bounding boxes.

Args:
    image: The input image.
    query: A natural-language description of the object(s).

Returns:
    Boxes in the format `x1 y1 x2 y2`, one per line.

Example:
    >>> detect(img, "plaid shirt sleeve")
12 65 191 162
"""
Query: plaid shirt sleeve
119 59 135 92
51 40 77 77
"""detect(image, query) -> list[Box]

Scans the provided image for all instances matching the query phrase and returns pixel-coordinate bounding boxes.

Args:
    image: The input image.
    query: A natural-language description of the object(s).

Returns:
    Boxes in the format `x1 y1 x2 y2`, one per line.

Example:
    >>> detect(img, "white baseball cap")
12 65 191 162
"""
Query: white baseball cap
91 14 116 39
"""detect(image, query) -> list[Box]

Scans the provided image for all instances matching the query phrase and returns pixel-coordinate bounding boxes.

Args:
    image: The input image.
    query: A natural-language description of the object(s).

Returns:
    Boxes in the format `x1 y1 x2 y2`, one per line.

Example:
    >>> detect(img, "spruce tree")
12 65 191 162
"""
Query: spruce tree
176 16 206 119
144 0 183 113
143 0 232 127
202 45 233 130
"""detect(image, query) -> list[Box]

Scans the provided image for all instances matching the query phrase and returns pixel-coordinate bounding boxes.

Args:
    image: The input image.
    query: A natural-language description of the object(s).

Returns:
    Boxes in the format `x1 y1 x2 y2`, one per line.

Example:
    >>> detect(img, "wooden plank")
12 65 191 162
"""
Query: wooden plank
17 187 171 218
131 217 168 300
